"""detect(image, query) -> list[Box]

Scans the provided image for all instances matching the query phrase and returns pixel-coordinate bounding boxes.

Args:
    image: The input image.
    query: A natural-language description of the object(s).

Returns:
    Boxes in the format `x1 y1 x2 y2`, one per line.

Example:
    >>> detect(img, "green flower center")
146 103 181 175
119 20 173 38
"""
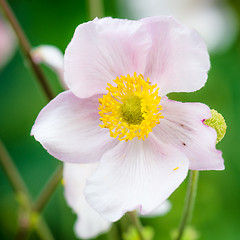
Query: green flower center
98 73 163 141
121 96 144 125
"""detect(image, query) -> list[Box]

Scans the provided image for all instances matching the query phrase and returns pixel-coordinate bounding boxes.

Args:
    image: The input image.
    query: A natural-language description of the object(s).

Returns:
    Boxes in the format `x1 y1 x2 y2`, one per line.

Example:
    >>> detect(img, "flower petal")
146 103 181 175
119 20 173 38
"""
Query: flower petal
31 45 66 88
64 163 111 239
141 16 210 96
84 138 189 222
140 200 171 218
64 17 151 98
153 97 224 170
119 0 238 53
31 91 117 163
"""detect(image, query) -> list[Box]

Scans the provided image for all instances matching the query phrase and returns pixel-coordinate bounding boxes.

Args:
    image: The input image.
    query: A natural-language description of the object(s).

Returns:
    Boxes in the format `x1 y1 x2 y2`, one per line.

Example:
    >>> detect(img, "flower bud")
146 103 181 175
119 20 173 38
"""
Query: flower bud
171 226 199 240
204 109 227 143
123 226 154 240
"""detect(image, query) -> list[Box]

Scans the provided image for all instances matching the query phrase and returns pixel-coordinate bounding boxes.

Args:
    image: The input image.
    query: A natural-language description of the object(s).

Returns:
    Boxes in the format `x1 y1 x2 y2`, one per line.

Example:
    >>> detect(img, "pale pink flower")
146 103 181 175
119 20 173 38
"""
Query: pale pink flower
34 44 171 238
0 16 16 69
31 17 224 222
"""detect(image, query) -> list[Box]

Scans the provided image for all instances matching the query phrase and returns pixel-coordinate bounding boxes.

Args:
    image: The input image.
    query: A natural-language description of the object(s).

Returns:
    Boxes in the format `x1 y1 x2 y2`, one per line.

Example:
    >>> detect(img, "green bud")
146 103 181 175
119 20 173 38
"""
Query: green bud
204 109 227 144
171 226 199 240
123 226 154 240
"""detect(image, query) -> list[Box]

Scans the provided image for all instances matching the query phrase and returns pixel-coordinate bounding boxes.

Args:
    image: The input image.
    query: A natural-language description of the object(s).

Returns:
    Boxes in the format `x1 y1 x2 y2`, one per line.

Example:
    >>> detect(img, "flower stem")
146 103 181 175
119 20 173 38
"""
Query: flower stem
108 223 121 240
0 139 54 240
35 218 54 240
0 139 30 196
175 170 199 240
0 0 55 101
88 0 104 19
0 2 62 239
32 164 63 213
128 211 146 240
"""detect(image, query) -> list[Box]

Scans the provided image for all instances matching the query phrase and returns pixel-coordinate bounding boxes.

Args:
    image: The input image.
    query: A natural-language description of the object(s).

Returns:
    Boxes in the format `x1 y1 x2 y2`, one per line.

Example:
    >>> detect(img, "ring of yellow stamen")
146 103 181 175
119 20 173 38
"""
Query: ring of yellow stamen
99 73 164 141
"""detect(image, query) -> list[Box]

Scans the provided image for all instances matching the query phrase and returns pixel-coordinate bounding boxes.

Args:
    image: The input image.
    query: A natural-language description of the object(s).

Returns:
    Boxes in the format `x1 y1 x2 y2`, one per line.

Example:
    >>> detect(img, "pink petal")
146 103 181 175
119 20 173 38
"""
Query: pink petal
31 45 66 89
64 17 151 98
64 163 111 239
153 97 224 170
84 138 189 222
141 16 210 96
141 200 171 218
31 91 118 163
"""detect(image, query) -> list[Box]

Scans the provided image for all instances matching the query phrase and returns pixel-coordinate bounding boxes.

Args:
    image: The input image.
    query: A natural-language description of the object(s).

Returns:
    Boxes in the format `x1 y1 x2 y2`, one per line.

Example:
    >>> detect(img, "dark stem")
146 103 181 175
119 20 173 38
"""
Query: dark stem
0 0 55 101
87 0 104 19
0 139 30 197
0 1 62 239
32 164 63 213
128 211 146 240
0 139 54 240
108 223 122 240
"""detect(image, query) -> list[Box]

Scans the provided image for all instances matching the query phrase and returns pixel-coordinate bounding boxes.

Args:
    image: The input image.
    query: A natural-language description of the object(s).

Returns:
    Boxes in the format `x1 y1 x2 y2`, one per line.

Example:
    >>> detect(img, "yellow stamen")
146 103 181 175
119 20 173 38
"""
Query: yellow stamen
173 167 179 171
99 73 164 141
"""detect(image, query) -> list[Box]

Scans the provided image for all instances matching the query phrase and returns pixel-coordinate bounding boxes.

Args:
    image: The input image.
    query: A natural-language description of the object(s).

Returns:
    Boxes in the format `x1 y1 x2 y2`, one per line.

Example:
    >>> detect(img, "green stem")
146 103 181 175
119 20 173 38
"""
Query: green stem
0 139 54 240
108 223 121 240
34 217 54 240
0 139 30 197
175 170 199 240
32 164 63 213
128 211 146 240
0 2 62 239
0 0 55 101
87 0 104 19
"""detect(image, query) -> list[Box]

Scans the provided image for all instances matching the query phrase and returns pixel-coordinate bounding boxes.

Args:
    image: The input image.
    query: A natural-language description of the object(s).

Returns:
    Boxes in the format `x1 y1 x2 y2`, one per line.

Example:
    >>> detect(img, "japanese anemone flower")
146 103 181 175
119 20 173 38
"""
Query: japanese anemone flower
32 44 171 239
31 16 224 222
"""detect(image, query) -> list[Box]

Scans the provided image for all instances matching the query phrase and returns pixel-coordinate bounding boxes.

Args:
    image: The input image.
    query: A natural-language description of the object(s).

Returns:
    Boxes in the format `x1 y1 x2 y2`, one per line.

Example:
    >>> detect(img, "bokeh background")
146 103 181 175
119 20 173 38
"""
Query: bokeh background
0 0 240 239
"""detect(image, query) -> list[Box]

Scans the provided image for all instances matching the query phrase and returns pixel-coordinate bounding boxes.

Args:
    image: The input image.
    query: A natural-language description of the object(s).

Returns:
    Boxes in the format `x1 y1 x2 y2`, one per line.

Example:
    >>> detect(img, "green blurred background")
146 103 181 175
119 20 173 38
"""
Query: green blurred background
0 0 240 239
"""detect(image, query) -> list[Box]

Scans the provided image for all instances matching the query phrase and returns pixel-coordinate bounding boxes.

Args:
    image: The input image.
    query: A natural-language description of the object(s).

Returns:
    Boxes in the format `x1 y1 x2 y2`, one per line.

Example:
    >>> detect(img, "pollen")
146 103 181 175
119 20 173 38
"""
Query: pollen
98 72 164 141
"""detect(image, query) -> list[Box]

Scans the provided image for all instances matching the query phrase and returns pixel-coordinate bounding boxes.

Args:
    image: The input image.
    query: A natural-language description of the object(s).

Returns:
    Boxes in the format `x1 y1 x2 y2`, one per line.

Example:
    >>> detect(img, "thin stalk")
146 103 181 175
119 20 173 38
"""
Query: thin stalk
108 223 121 240
32 164 63 213
128 211 146 240
0 0 55 101
88 0 104 19
34 215 54 240
0 2 61 239
0 139 54 240
16 212 54 240
175 170 199 240
0 139 30 196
